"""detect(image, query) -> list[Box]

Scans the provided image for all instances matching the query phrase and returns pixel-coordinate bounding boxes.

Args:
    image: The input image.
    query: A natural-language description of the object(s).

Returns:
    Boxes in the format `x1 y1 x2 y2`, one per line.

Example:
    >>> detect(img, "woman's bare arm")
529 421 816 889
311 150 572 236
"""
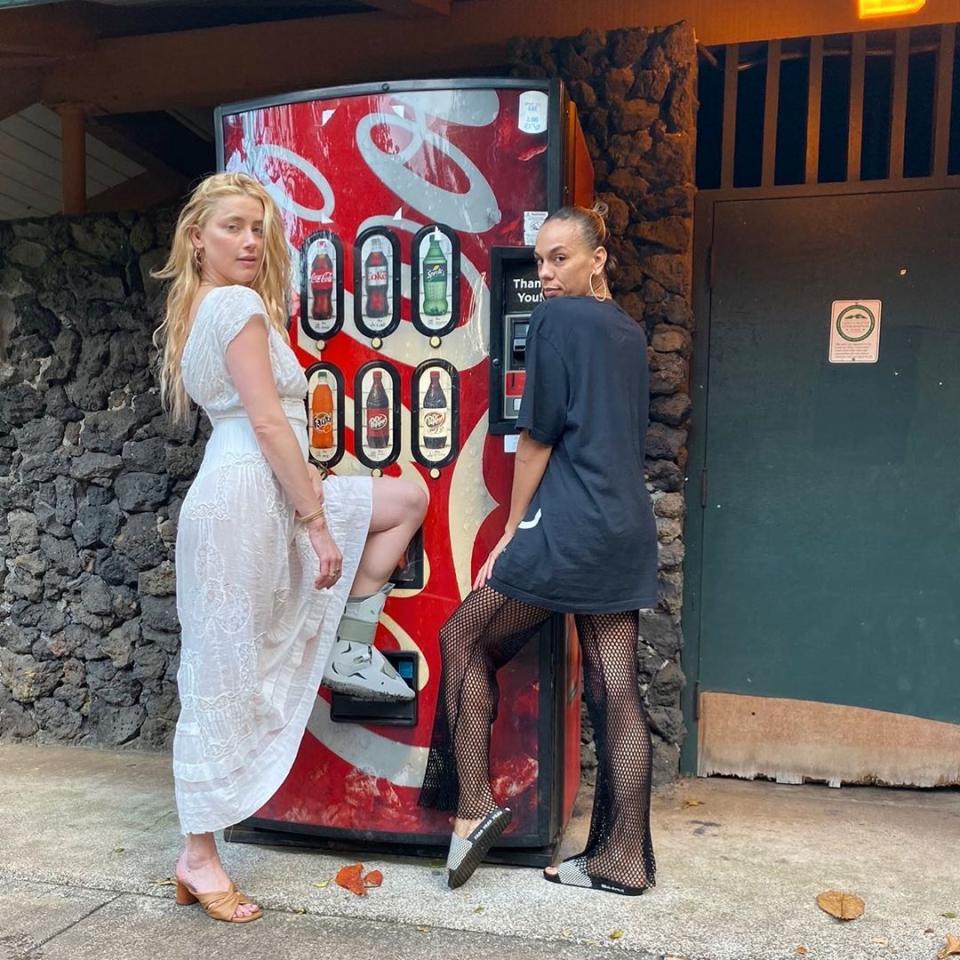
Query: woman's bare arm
505 430 553 533
225 317 323 519
473 429 553 589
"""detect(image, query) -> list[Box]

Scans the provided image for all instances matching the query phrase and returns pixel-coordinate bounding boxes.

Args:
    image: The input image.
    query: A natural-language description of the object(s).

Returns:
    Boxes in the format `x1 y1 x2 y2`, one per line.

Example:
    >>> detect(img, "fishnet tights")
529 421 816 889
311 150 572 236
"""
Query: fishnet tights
419 586 655 890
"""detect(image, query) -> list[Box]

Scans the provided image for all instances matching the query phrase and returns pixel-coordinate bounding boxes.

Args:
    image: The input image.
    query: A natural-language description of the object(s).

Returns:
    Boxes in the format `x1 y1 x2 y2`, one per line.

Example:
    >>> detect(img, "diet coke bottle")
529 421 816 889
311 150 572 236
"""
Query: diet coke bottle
364 238 389 319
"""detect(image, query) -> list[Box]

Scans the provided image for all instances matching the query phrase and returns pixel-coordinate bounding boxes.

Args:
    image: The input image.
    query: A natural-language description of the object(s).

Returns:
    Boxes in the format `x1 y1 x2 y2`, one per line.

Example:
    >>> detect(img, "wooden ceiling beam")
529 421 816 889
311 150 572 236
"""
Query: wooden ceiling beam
35 0 960 116
363 0 451 15
0 64 45 122
0 6 95 58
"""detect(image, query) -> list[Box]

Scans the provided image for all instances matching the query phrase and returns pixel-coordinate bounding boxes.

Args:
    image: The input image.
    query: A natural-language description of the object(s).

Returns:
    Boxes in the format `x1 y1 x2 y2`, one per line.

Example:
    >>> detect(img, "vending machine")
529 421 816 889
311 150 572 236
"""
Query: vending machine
216 79 593 862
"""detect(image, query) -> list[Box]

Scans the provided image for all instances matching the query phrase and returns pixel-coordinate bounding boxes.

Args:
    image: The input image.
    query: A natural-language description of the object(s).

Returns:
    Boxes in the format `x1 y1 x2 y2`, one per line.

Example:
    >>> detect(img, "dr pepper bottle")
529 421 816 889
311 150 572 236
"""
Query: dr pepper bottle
365 370 390 449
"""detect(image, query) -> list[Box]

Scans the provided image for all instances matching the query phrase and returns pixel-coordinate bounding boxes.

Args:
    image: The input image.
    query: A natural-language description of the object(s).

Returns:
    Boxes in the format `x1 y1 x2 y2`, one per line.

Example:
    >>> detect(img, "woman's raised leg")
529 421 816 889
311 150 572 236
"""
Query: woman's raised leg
322 477 428 700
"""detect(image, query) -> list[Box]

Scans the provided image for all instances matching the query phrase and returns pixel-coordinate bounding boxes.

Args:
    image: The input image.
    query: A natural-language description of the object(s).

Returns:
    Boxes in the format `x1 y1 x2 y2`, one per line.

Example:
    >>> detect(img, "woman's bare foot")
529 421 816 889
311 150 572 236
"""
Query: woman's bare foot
176 835 260 920
452 816 484 839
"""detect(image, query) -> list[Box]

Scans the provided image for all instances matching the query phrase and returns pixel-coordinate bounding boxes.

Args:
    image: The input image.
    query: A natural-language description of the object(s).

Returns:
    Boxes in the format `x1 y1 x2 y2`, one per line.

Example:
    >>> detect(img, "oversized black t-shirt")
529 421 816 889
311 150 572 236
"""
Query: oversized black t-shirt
489 296 658 613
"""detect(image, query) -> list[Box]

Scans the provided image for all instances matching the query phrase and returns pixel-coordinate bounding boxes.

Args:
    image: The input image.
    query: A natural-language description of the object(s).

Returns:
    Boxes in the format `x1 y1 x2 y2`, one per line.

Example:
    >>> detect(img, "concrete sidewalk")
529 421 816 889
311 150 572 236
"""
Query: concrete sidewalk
0 744 956 960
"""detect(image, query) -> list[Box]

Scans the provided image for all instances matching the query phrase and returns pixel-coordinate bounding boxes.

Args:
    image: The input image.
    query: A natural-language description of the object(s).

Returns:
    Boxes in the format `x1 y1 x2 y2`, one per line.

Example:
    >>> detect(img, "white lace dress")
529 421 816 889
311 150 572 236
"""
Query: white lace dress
172 284 372 835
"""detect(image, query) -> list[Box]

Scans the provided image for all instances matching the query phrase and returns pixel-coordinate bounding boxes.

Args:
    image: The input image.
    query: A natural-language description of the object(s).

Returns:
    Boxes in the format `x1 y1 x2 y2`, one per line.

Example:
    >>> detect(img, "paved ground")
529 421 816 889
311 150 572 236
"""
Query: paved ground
0 743 957 960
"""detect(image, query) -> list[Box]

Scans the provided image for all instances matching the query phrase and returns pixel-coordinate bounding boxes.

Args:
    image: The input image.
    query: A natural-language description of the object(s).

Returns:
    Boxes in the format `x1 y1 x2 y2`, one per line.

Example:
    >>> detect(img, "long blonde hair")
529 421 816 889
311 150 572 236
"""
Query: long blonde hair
152 172 291 422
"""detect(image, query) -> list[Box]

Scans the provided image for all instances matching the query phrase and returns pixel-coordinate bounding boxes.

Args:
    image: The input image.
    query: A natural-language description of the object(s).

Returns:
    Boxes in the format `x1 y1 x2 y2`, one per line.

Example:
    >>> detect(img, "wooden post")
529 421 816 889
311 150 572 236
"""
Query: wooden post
888 28 910 180
59 104 86 215
847 32 867 182
721 43 739 189
761 39 782 187
932 23 956 178
805 36 824 184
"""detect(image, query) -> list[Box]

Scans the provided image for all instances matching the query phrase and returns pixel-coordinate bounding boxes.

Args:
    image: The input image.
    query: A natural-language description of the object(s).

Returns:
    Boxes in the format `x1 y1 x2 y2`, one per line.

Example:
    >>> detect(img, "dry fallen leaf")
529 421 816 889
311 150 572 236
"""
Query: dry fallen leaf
151 877 177 887
363 869 383 888
794 947 808 956
473 906 485 914
416 926 432 934
335 863 367 897
938 934 960 960
945 914 959 920
816 889 865 921
312 879 331 889
871 938 888 946
609 929 625 941
684 799 705 807
292 906 307 914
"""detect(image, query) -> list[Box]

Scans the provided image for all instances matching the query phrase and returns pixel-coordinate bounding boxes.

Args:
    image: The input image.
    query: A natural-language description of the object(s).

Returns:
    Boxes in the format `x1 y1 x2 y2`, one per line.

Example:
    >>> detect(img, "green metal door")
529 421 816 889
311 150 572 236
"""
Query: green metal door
698 189 960 725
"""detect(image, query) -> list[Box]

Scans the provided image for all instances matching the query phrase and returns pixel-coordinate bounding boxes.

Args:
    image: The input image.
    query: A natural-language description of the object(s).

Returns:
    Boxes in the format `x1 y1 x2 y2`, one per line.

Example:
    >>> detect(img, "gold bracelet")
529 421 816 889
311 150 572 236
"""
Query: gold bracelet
299 506 326 525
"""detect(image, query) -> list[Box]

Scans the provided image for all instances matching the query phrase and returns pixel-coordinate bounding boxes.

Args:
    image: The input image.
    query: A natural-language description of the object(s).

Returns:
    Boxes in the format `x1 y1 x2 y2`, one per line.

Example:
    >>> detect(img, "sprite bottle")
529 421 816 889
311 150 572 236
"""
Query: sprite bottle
422 231 449 317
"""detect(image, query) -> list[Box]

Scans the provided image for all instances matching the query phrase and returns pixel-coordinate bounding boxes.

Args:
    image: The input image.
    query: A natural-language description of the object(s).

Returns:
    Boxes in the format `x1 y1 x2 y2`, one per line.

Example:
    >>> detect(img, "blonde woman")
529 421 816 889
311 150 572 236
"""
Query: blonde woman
154 173 427 923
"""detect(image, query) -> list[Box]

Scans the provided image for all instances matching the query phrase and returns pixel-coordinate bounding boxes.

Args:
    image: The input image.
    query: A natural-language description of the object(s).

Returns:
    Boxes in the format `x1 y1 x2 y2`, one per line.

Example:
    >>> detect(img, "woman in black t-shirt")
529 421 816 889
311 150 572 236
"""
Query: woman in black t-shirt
420 205 657 897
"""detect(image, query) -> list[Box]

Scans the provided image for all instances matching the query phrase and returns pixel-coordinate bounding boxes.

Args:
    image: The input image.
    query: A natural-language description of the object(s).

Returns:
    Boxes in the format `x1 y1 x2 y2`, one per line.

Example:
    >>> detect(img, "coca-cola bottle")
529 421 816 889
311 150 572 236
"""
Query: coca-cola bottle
365 370 390 449
364 238 389 318
310 242 334 321
421 370 448 449
310 371 334 450
421 230 449 317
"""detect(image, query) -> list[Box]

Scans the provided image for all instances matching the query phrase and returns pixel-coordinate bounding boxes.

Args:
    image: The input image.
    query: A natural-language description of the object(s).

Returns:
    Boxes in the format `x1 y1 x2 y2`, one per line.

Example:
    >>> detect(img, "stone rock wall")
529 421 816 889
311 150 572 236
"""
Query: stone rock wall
510 23 697 784
0 208 201 748
0 23 696 782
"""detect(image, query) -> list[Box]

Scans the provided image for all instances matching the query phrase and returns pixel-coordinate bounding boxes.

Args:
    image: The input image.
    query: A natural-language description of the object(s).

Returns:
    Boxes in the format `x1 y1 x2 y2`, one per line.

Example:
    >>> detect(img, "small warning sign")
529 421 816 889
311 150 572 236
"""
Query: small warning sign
829 300 882 364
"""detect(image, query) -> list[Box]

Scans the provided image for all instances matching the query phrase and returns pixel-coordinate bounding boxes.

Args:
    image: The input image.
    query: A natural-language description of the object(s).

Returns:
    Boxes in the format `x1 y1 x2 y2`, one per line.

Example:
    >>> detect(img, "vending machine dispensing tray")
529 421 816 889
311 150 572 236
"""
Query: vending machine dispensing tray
222 822 565 868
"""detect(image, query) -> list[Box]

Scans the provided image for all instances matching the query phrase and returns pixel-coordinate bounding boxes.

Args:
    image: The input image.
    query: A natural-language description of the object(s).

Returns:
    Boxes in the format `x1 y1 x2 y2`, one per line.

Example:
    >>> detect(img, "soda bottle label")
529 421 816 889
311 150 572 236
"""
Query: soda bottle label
420 408 447 445
424 262 447 282
366 266 388 285
313 412 333 433
311 269 334 286
366 409 390 448
421 409 446 436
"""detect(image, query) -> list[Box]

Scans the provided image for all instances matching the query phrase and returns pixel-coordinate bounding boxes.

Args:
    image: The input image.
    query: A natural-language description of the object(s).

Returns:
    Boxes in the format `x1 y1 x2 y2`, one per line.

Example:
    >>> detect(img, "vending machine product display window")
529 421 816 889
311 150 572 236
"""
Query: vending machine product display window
301 230 344 341
304 363 345 468
354 227 402 339
354 362 401 469
411 223 460 338
410 360 459 470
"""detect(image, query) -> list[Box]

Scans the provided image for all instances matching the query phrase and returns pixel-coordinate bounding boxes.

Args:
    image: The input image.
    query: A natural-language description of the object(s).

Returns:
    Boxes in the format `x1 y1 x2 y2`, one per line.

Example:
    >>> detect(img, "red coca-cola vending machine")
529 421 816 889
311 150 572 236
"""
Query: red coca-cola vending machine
217 79 593 862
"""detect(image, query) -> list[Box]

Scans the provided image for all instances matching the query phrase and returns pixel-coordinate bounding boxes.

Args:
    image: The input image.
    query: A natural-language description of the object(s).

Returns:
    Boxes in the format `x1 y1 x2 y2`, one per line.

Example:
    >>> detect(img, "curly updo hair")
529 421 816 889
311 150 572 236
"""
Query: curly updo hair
542 201 618 285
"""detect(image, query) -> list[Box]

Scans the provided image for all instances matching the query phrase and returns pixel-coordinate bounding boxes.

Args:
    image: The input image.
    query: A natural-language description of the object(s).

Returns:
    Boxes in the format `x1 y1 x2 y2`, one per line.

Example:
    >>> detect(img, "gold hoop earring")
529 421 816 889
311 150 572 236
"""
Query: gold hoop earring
194 247 204 270
590 272 609 302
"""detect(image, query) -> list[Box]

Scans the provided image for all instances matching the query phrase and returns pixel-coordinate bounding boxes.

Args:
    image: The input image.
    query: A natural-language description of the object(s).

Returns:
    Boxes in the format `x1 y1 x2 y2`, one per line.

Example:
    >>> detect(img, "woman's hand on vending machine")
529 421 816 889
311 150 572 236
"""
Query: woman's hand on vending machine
473 529 514 591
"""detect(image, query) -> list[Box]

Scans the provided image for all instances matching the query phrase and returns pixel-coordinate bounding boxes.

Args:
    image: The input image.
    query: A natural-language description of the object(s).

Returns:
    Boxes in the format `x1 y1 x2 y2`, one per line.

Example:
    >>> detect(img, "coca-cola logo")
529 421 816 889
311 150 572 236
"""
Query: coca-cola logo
313 413 332 430
367 414 389 431
311 271 334 285
366 268 388 285
423 411 446 432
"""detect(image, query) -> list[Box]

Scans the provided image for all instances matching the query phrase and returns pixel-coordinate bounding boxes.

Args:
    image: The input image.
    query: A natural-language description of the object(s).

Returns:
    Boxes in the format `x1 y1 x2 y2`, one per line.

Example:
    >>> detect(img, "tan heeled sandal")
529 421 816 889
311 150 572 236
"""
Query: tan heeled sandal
175 879 263 923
